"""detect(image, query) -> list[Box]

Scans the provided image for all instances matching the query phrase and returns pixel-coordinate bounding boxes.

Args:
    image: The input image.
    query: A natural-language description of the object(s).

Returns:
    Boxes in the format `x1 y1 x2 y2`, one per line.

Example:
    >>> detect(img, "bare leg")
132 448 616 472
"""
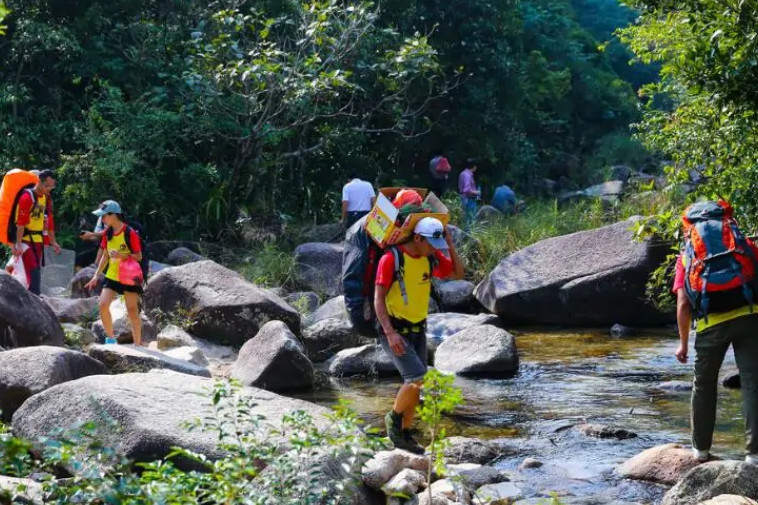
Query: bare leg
124 292 142 346
99 289 117 339
393 381 422 429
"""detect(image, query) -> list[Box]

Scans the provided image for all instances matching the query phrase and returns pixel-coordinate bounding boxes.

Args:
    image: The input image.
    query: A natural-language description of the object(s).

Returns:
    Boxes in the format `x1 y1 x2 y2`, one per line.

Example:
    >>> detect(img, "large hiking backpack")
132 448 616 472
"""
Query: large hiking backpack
0 170 40 245
123 223 150 285
682 200 758 320
342 216 436 336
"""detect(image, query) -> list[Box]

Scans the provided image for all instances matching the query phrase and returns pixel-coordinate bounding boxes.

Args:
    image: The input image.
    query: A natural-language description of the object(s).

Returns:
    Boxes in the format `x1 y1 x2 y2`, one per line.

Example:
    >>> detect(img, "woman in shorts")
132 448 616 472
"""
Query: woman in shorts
85 200 143 346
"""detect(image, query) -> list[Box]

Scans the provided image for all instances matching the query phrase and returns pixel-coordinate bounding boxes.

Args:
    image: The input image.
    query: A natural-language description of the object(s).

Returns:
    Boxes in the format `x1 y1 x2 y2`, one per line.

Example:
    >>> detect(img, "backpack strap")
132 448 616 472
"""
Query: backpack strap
391 247 409 306
123 225 135 254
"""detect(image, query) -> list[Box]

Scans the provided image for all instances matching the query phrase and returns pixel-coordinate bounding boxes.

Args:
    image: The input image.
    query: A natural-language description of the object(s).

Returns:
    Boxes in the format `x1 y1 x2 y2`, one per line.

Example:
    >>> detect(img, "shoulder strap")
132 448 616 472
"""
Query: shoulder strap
391 247 409 306
124 225 135 253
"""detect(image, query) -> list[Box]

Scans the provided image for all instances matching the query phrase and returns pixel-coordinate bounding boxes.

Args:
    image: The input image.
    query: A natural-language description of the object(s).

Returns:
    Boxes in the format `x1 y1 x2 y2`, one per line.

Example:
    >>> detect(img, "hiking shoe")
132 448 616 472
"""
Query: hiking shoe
400 429 425 455
747 454 758 466
693 448 710 462
384 411 404 444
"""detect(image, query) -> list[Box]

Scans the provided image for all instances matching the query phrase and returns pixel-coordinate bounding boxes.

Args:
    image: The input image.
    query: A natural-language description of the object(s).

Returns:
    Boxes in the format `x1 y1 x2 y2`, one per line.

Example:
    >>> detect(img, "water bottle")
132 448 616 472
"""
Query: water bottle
105 337 117 344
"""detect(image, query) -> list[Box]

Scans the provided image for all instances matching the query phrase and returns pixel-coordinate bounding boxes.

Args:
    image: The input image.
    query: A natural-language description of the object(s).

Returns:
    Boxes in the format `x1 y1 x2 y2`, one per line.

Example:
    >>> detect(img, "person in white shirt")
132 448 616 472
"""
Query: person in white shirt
341 174 376 228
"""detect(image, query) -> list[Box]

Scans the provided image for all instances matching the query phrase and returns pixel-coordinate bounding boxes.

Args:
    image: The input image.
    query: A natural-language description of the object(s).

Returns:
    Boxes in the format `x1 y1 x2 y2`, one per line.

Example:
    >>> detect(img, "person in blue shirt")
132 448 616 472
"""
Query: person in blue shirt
492 184 518 215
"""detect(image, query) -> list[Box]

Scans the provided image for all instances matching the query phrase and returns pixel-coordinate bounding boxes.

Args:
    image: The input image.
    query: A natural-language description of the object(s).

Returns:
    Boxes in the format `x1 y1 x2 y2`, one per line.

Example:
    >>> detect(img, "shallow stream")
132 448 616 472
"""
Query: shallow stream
297 329 746 504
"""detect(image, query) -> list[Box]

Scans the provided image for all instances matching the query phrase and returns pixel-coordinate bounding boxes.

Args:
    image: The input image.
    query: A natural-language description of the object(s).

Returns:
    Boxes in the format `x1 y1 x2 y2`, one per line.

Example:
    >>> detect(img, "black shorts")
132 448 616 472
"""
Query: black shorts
103 277 143 295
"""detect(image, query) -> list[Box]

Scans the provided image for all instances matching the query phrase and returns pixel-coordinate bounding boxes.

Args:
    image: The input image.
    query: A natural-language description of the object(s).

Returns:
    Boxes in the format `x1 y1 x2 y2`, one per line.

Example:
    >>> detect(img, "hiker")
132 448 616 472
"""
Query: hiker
492 184 518 215
341 174 376 229
673 200 758 465
375 217 464 453
75 215 105 270
429 151 452 198
11 170 61 295
85 200 144 346
458 159 480 229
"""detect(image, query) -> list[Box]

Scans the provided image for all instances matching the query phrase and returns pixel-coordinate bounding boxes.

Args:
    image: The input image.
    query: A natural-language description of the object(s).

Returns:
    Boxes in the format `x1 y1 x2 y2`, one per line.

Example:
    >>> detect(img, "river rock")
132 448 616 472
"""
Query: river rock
447 463 510 489
144 260 299 347
306 296 348 326
610 323 634 337
662 461 758 505
443 437 504 465
302 317 364 362
11 371 331 471
148 240 202 263
69 266 104 298
474 218 672 326
617 443 702 485
41 296 98 325
167 247 205 266
294 242 344 298
382 468 427 497
156 325 195 349
362 449 430 489
426 313 502 350
0 346 107 421
284 292 320 316
327 344 398 378
62 323 96 348
163 346 208 366
88 344 211 377
723 373 741 389
0 475 44 504
231 321 314 392
436 280 479 313
577 423 637 440
474 481 523 504
476 205 503 223
519 458 543 470
656 381 693 393
435 325 518 378
699 496 758 505
0 272 65 349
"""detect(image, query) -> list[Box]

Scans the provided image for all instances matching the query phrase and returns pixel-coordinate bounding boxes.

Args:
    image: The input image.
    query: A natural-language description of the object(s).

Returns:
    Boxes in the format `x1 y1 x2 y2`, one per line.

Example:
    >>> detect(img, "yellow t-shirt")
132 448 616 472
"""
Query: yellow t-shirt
15 192 46 243
103 228 131 283
385 252 433 324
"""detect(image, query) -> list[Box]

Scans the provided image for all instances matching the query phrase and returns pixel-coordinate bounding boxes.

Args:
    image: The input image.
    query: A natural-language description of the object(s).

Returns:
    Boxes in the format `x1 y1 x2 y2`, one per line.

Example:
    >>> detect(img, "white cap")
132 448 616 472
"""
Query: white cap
414 217 448 250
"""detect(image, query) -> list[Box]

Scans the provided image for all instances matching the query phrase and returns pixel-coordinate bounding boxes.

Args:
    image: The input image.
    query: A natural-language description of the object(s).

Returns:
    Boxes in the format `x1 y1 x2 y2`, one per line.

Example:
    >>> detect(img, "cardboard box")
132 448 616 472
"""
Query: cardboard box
365 187 449 247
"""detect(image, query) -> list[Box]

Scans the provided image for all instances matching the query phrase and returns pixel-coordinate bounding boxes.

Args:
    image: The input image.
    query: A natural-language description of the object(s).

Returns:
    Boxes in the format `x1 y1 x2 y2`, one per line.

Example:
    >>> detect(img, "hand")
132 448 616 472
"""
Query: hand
84 277 99 291
80 231 97 241
675 343 688 364
51 242 61 255
109 250 127 260
11 243 23 257
386 329 406 357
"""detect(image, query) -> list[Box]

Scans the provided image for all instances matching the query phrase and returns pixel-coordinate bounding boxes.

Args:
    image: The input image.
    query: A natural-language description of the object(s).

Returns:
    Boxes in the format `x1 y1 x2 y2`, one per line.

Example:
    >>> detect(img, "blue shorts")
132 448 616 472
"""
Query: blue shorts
377 318 428 383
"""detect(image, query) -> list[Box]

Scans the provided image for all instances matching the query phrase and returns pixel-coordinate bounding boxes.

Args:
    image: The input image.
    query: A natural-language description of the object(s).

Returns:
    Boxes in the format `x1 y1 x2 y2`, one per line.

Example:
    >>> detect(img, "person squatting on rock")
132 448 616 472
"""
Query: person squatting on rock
673 200 758 465
85 200 144 346
374 216 464 453
11 169 61 295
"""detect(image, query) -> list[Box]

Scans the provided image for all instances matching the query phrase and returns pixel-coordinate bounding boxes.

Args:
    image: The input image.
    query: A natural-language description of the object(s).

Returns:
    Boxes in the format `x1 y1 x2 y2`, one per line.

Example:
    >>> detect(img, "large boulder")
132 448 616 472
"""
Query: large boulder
362 449 429 489
327 344 398 378
41 296 98 325
426 313 502 358
305 296 348 326
296 222 344 244
91 298 159 344
166 247 206 266
231 321 314 392
0 346 107 421
0 272 64 349
662 461 758 505
434 325 518 378
88 344 211 377
294 243 344 298
475 205 503 224
302 317 365 362
474 218 673 326
435 280 479 313
11 371 331 470
144 260 299 347
616 443 703 485
69 265 104 299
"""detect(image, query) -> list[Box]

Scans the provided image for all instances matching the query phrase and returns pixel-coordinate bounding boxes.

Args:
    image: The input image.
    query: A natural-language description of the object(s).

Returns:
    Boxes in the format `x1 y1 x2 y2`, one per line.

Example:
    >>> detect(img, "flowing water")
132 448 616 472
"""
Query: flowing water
296 329 747 504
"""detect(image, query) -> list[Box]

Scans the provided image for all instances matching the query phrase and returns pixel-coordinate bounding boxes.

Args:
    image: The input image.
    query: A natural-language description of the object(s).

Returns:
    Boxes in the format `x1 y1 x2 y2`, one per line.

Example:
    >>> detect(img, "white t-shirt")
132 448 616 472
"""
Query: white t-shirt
342 179 375 212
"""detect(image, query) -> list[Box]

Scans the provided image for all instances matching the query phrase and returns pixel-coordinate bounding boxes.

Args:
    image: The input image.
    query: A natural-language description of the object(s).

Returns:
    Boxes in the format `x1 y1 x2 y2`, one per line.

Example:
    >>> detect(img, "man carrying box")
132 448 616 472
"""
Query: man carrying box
374 217 465 453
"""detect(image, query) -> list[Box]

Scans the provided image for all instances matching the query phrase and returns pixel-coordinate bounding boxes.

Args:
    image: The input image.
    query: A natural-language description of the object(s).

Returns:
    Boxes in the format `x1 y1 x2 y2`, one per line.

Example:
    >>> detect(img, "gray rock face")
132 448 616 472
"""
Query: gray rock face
231 321 314 392
144 260 299 347
69 266 104 299
11 371 331 470
435 280 479 313
88 344 211 377
294 242 344 298
167 247 206 266
156 325 195 349
617 443 703 485
305 296 348 327
41 296 98 324
474 218 673 326
662 461 758 505
0 272 64 349
361 449 429 489
327 344 398 378
434 325 518 378
284 292 320 316
302 317 364 362
426 313 502 357
62 323 96 348
0 346 107 421
447 463 510 490
163 346 209 367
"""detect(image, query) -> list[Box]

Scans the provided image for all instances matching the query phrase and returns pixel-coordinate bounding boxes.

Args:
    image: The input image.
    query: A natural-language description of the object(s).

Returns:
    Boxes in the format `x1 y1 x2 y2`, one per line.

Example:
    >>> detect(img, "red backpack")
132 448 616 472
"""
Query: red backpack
681 200 758 319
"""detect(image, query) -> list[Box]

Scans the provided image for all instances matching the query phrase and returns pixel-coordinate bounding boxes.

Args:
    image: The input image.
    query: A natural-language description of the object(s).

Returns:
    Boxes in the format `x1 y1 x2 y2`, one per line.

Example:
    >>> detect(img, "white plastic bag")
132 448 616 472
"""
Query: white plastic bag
6 244 29 288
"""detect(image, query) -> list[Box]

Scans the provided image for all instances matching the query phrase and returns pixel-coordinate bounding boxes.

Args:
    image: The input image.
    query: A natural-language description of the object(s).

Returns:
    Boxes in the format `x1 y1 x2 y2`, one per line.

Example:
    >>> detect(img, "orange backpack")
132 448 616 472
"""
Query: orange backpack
0 170 40 245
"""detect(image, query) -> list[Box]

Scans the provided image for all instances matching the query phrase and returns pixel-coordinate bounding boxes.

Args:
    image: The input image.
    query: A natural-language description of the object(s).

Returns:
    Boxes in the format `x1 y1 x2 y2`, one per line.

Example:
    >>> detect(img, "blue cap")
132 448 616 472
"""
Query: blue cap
92 200 122 216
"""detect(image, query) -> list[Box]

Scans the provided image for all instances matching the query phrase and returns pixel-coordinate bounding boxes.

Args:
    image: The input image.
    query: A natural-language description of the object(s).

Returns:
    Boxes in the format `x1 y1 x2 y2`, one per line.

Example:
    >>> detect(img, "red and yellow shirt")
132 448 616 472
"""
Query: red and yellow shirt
100 226 142 283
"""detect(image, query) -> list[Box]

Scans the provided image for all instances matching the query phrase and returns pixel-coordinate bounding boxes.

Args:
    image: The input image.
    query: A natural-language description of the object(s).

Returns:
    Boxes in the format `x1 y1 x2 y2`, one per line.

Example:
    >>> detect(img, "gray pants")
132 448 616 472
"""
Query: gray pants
692 313 758 455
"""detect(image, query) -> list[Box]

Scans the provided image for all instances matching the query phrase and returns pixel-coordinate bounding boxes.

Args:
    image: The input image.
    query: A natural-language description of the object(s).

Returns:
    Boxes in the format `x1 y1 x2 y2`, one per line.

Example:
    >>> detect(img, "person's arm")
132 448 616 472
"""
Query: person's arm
675 289 692 363
432 234 465 281
374 284 406 356
85 244 109 289
12 192 31 256
47 204 60 254
341 200 348 224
